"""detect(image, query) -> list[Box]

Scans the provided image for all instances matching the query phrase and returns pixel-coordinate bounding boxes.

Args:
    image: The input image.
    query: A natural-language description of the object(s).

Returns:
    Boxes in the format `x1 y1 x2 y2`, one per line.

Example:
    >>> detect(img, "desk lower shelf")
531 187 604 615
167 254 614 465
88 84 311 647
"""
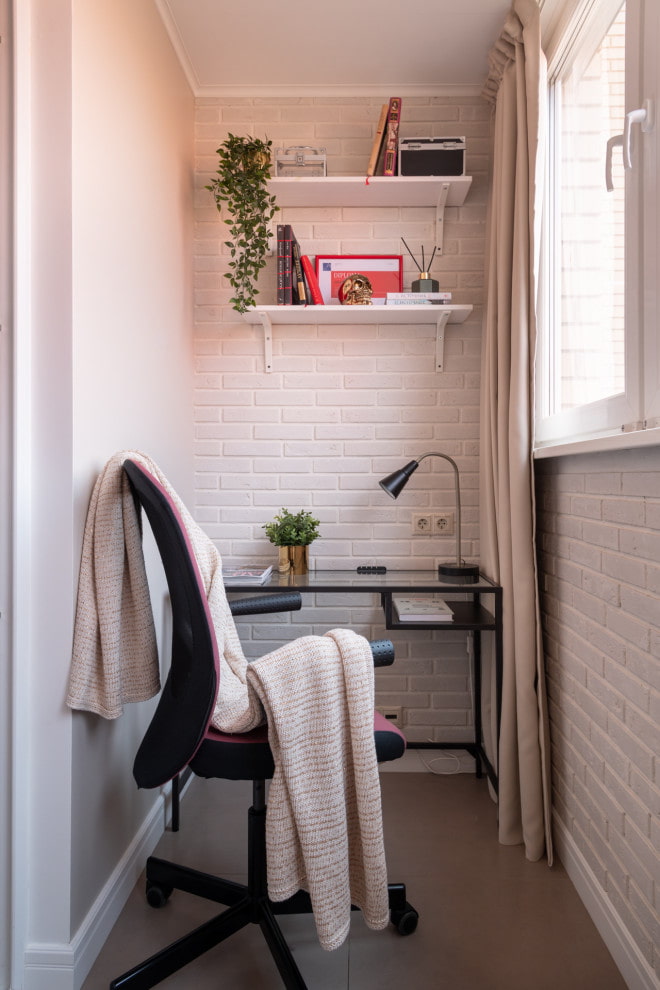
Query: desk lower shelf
383 600 496 631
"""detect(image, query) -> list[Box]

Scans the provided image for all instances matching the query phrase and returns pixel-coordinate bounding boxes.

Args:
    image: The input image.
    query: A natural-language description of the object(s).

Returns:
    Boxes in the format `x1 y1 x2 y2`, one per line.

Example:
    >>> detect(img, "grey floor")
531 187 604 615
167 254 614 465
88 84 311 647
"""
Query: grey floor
83 759 627 990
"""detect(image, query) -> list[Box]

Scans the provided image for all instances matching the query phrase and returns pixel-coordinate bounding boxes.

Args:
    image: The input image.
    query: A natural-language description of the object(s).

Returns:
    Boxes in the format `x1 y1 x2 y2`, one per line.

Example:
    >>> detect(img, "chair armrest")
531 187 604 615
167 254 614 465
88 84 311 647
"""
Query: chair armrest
369 639 395 667
229 592 303 616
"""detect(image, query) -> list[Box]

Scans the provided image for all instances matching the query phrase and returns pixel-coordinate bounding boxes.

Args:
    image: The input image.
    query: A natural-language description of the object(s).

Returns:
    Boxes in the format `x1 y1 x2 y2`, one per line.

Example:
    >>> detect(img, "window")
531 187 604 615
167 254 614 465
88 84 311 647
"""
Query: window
536 0 659 446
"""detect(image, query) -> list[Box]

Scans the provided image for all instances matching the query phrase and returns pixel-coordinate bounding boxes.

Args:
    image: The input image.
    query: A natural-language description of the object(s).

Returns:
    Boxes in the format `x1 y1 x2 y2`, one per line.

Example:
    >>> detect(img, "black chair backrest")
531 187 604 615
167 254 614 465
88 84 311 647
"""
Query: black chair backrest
123 459 219 789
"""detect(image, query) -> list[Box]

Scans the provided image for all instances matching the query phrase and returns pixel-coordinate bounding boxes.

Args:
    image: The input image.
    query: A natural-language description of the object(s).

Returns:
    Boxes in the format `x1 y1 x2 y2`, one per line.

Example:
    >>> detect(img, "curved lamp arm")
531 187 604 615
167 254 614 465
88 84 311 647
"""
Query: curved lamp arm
379 451 462 566
416 452 461 566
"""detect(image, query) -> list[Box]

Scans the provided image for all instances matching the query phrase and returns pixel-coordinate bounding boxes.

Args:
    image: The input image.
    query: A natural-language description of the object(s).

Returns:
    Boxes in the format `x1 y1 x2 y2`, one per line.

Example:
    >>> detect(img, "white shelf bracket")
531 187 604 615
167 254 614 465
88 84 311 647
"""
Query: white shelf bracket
255 311 273 372
435 309 451 371
435 182 451 254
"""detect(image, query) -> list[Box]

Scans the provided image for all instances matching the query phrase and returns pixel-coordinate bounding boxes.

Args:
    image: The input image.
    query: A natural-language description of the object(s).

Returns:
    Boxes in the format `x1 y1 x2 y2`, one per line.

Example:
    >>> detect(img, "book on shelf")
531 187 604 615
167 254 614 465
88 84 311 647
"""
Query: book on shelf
393 596 453 622
383 97 402 176
276 224 293 305
223 564 273 586
387 291 452 302
367 103 388 177
291 235 307 305
300 254 324 305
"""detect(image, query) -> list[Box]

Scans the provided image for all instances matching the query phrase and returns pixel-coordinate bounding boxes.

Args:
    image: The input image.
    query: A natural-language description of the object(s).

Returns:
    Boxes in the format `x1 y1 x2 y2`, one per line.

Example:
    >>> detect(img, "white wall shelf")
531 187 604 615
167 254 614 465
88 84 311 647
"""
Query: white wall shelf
268 175 472 253
242 304 473 373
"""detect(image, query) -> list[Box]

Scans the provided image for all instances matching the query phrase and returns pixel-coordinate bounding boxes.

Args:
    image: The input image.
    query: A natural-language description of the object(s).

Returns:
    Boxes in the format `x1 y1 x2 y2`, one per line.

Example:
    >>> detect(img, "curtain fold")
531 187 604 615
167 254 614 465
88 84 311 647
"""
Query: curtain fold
480 0 553 863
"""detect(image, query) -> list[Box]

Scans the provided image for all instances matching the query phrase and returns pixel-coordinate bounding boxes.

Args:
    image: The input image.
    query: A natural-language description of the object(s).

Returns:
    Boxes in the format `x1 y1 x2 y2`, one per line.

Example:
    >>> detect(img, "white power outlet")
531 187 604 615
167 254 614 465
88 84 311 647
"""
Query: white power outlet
379 706 403 726
433 512 455 535
412 513 433 536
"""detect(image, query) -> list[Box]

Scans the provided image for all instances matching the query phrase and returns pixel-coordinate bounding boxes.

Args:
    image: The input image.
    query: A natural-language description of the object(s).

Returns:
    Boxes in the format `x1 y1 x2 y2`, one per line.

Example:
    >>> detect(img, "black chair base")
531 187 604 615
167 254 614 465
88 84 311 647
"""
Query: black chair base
110 782 418 990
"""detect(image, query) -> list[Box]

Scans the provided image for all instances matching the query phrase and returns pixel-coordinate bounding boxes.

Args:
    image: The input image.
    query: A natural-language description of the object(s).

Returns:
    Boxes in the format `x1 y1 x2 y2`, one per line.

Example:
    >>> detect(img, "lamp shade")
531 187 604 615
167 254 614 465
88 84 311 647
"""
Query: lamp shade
378 460 419 498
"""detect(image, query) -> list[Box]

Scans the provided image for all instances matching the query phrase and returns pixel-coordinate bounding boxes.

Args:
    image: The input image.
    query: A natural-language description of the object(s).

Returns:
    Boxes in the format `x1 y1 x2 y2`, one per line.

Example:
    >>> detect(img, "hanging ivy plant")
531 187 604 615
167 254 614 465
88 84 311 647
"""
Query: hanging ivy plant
206 134 279 314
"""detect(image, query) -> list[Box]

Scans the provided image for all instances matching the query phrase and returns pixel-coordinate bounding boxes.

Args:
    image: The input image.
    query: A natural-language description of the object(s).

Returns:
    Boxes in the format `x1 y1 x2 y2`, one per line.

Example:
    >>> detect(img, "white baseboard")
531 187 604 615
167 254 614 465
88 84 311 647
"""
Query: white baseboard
21 794 165 990
553 814 660 990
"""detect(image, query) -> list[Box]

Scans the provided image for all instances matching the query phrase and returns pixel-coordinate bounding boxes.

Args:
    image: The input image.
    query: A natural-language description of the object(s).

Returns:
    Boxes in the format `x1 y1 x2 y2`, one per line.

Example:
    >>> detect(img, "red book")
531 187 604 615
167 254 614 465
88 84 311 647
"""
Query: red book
301 255 324 305
383 97 402 177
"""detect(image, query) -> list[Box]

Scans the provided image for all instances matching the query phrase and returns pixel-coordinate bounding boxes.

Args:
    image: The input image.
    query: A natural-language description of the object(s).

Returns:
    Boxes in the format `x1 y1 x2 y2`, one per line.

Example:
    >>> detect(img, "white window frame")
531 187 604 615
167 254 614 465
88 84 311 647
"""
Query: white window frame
535 0 659 452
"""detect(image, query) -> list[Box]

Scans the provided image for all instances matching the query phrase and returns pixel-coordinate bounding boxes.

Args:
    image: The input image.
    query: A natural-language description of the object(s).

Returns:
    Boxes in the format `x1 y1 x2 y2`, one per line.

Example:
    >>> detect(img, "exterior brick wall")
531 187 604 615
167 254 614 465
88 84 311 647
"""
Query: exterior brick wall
193 94 490 744
535 447 660 982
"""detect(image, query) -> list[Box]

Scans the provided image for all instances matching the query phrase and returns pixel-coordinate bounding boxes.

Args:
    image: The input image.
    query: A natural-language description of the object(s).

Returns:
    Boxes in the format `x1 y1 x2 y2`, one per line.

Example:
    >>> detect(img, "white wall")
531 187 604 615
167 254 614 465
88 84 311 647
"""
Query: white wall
12 0 194 986
70 0 195 937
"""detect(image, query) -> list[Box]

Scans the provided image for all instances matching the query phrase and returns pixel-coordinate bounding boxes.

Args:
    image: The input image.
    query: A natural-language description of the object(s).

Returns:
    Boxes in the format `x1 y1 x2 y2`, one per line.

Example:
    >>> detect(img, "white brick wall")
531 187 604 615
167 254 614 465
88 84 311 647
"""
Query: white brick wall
536 448 660 982
193 94 489 742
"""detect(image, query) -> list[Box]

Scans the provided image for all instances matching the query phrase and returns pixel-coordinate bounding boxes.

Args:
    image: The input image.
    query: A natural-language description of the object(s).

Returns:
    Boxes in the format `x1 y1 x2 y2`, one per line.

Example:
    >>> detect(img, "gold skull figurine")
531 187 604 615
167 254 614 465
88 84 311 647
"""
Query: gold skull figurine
338 273 373 305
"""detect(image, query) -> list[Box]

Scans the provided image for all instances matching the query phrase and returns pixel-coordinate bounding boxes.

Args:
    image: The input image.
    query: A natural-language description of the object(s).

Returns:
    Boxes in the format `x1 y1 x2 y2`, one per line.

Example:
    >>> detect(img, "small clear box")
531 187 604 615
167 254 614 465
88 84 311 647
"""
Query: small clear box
275 146 327 177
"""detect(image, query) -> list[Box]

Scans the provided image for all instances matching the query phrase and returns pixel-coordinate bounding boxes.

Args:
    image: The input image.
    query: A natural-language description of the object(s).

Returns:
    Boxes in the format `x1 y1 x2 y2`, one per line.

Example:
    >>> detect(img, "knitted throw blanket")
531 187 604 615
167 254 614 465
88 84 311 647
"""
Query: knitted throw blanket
67 452 389 948
247 629 389 949
67 451 262 730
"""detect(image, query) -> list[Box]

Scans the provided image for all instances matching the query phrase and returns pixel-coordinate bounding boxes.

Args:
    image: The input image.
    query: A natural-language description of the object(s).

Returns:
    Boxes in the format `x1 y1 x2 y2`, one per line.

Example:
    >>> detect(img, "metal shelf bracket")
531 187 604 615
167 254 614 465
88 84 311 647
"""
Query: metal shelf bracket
436 181 451 254
435 309 452 371
255 310 273 372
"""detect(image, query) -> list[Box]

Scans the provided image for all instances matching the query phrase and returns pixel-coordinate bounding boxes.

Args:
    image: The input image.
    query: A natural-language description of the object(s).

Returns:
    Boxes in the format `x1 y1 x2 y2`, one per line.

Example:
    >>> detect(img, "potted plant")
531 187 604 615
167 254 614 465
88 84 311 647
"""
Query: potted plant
206 134 279 314
263 508 321 574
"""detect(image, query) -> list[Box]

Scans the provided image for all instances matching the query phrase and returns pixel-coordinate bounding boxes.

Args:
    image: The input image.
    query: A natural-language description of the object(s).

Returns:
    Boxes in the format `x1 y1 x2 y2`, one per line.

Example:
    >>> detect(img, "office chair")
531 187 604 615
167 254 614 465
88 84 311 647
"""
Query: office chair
110 458 418 990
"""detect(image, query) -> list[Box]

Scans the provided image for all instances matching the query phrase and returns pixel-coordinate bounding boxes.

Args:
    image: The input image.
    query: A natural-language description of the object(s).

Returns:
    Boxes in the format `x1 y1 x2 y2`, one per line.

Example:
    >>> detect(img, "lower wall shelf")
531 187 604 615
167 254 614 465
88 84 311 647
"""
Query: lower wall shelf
242 304 473 372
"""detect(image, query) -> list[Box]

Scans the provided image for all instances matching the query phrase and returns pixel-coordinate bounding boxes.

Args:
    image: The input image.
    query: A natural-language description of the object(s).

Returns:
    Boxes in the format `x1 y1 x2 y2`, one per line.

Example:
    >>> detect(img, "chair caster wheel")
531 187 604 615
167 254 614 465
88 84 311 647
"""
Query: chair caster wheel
391 902 419 935
146 883 172 908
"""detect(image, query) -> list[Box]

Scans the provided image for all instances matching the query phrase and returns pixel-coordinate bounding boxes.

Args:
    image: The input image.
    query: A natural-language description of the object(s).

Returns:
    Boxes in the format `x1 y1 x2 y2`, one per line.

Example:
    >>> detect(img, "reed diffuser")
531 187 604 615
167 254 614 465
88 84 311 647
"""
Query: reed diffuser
401 238 439 292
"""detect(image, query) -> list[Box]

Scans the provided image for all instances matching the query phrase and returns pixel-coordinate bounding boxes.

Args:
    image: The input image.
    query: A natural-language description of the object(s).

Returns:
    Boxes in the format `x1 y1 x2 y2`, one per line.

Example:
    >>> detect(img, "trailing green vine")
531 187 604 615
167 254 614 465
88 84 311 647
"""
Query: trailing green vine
206 134 279 313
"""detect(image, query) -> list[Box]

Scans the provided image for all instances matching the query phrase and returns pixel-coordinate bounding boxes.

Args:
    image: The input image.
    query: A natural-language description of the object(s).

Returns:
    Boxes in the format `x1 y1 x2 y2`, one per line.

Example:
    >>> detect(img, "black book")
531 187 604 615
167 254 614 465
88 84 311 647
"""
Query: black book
277 224 293 305
291 234 307 305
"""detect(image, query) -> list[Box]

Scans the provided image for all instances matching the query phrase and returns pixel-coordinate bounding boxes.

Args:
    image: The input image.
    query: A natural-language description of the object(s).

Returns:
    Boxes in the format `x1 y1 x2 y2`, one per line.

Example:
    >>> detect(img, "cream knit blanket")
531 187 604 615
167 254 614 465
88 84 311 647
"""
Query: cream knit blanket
67 452 389 949
247 628 389 950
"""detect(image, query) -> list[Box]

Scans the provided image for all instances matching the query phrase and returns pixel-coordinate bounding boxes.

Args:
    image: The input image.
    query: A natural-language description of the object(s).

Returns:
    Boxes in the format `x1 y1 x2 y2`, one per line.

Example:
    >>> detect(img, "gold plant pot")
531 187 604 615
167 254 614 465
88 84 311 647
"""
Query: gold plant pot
278 545 309 574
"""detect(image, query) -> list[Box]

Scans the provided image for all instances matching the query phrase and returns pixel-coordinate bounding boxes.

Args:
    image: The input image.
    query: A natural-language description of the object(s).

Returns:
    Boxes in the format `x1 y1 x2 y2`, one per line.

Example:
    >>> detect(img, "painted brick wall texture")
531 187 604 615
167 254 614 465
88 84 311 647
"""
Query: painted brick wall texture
535 448 660 981
193 95 489 744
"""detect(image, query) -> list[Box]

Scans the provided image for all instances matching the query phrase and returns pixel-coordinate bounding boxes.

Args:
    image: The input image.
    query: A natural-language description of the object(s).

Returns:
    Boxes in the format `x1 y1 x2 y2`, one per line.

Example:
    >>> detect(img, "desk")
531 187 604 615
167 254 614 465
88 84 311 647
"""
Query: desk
228 569 502 792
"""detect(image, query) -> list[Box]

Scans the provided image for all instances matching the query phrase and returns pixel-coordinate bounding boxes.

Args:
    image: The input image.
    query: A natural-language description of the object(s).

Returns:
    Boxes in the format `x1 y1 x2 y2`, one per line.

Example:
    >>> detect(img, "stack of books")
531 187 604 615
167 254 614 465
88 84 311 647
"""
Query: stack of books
276 224 324 306
222 564 273 586
386 292 452 306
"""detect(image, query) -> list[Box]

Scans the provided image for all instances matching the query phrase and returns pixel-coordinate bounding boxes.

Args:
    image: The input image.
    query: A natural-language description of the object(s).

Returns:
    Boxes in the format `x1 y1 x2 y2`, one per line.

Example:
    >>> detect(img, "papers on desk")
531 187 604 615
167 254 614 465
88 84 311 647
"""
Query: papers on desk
222 564 273 586
393 596 453 622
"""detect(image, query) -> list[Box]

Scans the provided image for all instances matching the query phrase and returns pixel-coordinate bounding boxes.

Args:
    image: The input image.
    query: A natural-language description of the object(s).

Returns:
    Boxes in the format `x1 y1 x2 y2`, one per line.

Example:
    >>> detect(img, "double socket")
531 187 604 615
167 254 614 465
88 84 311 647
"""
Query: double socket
412 512 455 536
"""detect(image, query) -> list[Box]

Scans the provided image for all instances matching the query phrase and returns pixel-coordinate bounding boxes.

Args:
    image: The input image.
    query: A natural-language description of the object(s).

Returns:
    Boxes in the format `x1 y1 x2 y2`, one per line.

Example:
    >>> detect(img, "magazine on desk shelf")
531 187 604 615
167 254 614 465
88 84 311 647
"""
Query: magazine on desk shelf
393 596 453 622
222 564 273 586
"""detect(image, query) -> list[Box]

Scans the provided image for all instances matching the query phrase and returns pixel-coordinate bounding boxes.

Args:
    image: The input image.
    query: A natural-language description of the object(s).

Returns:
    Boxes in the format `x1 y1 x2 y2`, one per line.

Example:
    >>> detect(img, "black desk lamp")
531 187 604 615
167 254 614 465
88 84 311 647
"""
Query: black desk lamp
379 452 479 583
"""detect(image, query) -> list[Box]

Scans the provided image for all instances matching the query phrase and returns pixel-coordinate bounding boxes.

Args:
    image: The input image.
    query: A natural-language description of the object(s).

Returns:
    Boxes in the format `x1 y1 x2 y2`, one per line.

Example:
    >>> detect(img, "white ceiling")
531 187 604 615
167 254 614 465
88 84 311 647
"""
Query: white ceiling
156 0 513 96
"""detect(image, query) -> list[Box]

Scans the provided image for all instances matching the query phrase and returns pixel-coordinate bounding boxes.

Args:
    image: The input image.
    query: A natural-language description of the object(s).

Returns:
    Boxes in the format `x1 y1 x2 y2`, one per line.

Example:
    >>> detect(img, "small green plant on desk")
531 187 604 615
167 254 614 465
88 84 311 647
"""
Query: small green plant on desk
263 508 321 574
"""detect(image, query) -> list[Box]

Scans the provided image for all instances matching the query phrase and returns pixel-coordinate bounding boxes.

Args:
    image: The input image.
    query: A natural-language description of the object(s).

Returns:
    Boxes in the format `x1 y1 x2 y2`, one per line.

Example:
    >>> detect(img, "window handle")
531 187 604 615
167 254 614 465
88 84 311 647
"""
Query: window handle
623 99 654 170
606 134 623 191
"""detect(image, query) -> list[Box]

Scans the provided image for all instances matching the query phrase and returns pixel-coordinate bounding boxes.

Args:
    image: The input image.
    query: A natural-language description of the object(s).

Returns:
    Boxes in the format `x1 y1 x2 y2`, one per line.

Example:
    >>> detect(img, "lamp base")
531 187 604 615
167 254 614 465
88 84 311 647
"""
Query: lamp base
438 562 480 584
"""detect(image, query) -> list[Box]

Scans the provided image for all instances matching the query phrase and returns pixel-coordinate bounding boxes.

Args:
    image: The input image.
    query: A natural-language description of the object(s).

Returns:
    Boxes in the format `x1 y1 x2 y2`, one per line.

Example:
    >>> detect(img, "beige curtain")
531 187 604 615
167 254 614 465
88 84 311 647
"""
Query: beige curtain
480 0 552 863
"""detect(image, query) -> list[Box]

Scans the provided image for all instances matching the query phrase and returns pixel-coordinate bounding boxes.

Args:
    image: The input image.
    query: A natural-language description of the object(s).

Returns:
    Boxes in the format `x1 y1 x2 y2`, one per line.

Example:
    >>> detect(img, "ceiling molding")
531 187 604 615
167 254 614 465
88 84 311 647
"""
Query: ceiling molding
193 83 485 101
155 0 201 95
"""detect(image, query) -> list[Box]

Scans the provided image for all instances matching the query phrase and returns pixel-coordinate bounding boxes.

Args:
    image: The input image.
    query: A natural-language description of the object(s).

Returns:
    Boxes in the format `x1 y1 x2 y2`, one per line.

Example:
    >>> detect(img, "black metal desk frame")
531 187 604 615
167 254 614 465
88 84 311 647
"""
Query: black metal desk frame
228 569 503 793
